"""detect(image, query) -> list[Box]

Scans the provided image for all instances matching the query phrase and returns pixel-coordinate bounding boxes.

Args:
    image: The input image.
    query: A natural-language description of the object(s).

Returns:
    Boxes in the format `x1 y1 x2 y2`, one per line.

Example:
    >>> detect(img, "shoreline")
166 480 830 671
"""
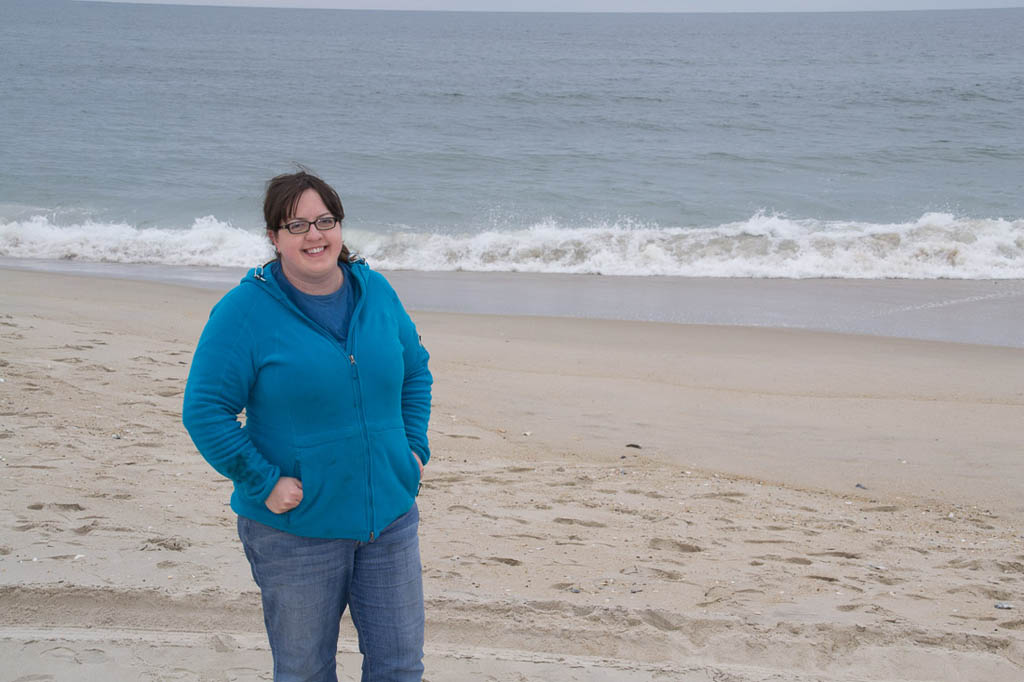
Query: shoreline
1 268 1022 680
2 257 1023 348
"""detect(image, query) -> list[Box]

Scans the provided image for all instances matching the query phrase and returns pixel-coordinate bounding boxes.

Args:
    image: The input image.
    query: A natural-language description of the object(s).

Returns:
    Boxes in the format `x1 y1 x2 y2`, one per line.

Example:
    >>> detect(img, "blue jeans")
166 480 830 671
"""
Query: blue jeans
238 504 424 682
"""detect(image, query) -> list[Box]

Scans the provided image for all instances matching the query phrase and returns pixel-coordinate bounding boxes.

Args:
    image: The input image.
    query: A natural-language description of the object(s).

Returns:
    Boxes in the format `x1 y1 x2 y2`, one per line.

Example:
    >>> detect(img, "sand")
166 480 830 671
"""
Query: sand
1 267 1022 681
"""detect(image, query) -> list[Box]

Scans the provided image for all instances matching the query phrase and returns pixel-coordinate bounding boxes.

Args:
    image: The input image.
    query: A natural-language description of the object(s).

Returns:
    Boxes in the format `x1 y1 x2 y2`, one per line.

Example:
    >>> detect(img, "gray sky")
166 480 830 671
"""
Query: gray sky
88 0 1023 12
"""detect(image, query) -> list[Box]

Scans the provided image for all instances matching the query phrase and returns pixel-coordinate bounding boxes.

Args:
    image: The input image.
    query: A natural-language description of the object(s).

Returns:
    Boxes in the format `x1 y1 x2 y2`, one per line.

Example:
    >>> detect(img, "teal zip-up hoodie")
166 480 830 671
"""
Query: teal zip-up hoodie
182 260 432 540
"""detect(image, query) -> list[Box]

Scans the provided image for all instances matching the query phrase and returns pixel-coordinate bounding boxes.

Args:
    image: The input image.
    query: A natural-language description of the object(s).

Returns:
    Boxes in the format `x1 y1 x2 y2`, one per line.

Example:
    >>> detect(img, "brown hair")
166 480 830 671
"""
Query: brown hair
263 170 352 262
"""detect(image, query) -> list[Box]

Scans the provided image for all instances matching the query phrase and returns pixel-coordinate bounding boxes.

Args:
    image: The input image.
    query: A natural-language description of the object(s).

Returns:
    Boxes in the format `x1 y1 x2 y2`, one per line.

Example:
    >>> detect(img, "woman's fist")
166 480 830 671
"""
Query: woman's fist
264 476 303 514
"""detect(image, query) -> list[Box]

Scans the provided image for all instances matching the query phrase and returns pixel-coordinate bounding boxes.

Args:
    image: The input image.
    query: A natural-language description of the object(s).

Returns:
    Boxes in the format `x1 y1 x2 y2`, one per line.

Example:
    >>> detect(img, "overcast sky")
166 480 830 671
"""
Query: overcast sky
88 0 1023 12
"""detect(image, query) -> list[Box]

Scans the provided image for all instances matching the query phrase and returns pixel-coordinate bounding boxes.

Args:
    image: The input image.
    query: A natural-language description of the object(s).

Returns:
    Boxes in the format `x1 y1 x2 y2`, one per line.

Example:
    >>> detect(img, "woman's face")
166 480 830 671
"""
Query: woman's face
268 188 343 291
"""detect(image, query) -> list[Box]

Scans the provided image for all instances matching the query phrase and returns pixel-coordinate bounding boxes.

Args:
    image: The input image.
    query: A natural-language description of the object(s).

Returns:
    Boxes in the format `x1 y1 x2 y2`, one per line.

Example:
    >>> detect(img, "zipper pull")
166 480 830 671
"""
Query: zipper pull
349 354 356 365
369 531 375 542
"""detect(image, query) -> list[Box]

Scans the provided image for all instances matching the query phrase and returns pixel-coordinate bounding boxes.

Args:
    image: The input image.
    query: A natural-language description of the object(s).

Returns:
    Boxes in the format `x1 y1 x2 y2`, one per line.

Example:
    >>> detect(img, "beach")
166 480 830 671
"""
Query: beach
1 267 1022 681
4 2 1024 678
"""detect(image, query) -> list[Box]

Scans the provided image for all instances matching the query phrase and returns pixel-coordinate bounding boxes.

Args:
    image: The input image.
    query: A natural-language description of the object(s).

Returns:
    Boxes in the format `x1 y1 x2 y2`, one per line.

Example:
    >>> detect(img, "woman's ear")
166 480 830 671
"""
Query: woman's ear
266 229 279 253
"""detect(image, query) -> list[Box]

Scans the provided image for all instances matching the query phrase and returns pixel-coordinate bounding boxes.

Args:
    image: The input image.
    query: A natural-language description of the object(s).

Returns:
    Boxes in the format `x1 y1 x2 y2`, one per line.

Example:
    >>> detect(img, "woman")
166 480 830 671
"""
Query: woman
182 171 432 682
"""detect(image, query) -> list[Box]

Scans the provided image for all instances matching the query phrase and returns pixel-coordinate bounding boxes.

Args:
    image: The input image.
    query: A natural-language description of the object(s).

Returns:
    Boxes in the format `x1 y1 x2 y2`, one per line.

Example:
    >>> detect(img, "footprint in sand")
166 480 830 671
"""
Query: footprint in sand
952 614 997 622
140 536 191 551
947 584 1015 601
809 550 859 559
640 609 682 632
647 567 683 581
695 491 746 502
806 575 840 583
73 521 99 535
85 363 116 373
86 492 132 500
943 557 985 570
426 474 466 484
51 503 86 511
39 646 79 662
27 502 86 513
553 517 607 528
554 538 586 546
649 538 702 553
155 389 182 397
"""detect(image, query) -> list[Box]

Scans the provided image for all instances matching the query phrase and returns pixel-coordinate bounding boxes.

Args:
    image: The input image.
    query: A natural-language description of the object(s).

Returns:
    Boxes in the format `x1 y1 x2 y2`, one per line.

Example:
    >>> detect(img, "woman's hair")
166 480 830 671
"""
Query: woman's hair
263 170 352 262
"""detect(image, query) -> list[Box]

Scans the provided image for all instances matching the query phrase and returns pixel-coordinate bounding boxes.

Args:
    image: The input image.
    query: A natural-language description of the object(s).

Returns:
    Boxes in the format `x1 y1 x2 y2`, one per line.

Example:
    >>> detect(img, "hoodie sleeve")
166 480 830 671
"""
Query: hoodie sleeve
383 281 433 465
181 290 280 504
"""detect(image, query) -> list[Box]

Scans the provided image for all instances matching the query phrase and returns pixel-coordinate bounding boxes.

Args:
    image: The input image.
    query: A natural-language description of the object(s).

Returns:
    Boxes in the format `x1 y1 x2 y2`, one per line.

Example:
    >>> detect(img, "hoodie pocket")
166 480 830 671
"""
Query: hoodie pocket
288 432 361 527
374 426 421 499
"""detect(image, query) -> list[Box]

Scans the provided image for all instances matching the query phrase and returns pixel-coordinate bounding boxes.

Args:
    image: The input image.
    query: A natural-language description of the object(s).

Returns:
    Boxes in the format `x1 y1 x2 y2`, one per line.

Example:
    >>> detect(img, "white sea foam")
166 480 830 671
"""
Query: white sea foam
1 212 1022 279
0 215 273 267
358 212 1024 279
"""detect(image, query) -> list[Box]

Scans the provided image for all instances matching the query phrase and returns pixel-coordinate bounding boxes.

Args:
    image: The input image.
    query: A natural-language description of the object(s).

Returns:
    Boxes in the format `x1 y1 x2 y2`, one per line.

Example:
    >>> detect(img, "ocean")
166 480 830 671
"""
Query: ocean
2 1 1023 279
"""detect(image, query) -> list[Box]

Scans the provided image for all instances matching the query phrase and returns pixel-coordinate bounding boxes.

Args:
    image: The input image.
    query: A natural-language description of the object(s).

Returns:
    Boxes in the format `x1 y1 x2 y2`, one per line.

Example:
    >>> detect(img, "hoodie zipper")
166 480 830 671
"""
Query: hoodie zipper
347 351 375 542
342 264 375 542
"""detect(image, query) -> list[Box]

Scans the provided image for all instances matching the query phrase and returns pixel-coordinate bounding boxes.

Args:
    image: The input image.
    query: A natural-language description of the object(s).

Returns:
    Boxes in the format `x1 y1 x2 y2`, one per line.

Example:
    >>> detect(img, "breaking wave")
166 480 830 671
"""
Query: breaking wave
2 212 1022 279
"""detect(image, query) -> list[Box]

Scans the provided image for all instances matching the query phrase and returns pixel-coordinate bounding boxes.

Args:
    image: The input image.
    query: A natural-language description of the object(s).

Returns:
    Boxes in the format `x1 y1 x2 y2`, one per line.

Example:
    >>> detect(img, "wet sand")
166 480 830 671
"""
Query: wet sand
3 257 1022 347
1 268 1022 680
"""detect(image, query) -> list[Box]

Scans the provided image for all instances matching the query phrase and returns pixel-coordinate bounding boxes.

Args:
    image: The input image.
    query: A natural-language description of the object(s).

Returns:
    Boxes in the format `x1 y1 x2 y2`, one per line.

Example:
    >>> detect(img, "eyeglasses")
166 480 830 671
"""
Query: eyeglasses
281 216 340 234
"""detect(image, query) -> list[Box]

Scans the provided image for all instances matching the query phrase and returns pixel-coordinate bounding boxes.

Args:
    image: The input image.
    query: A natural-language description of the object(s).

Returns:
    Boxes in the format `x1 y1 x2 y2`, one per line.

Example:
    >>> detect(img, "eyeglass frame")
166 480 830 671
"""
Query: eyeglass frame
277 215 341 235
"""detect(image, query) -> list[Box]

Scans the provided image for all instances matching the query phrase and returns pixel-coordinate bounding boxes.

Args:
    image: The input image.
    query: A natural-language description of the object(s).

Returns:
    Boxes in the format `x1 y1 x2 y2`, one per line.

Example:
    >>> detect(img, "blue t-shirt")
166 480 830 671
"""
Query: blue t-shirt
271 261 356 346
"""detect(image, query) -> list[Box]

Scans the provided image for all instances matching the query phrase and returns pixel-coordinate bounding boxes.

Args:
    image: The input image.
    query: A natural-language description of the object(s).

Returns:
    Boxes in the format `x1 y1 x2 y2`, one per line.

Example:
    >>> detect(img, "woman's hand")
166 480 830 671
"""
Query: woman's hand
265 476 303 514
413 452 423 477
